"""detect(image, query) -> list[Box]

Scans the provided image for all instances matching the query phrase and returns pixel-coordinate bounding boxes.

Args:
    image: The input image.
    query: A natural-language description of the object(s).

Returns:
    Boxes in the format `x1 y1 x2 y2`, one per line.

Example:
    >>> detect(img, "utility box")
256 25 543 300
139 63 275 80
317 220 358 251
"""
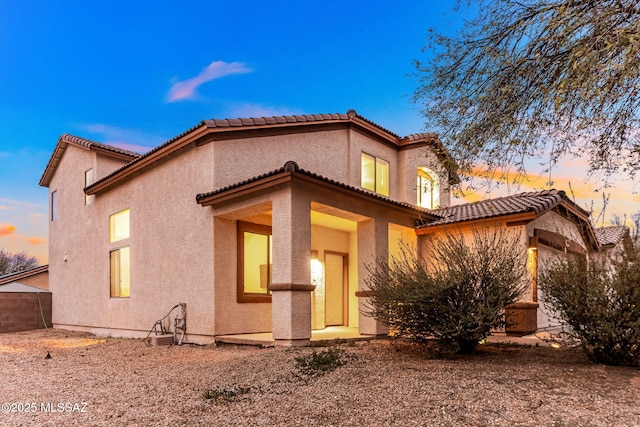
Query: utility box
150 334 174 346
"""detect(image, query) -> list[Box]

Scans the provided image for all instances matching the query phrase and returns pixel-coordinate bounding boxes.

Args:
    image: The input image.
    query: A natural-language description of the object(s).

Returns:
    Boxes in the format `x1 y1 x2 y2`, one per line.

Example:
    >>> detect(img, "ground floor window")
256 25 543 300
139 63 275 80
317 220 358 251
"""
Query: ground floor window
110 247 130 298
237 221 272 303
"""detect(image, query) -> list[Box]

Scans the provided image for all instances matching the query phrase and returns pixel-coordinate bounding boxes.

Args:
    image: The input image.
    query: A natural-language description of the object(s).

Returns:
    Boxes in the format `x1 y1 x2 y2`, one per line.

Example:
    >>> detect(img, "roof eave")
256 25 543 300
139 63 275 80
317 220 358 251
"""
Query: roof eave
39 139 69 187
416 211 537 235
197 168 438 221
86 123 210 195
39 135 140 188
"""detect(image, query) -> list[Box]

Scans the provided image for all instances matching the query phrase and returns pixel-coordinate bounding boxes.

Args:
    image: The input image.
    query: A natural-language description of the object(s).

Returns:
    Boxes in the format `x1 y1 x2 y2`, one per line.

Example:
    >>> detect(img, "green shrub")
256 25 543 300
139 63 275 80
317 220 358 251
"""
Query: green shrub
294 347 353 377
539 252 640 367
365 228 528 354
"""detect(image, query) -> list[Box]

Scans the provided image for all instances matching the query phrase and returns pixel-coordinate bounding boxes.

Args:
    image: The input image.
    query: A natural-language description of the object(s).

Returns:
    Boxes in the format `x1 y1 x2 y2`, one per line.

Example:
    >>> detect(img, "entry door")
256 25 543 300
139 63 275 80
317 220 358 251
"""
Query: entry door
325 253 347 326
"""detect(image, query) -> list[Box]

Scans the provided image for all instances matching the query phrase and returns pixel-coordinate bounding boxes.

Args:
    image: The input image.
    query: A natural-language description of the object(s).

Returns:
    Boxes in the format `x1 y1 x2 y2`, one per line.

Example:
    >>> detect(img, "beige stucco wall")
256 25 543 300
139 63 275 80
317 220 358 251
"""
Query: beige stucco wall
210 127 443 208
399 146 451 208
49 142 216 343
212 129 352 189
212 216 272 335
419 222 529 270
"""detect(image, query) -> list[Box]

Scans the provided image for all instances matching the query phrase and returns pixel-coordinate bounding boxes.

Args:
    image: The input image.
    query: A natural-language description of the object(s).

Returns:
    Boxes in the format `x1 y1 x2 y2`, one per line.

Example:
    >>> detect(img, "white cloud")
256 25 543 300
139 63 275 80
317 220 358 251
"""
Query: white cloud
167 61 252 102
79 124 165 153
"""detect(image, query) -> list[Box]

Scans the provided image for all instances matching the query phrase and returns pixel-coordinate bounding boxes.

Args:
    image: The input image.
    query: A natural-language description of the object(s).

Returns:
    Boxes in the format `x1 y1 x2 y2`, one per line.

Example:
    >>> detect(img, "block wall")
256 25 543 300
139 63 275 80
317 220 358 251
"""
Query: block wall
0 293 52 332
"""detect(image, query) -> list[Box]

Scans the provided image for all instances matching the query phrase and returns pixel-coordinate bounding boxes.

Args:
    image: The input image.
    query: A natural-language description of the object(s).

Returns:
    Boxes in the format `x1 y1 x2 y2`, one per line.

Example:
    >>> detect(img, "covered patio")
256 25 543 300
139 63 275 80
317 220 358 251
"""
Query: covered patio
197 161 435 346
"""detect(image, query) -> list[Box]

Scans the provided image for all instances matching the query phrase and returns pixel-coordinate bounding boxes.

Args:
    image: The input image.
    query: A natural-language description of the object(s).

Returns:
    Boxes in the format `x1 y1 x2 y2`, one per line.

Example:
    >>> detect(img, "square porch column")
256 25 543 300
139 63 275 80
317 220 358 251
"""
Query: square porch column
269 189 314 346
357 218 389 335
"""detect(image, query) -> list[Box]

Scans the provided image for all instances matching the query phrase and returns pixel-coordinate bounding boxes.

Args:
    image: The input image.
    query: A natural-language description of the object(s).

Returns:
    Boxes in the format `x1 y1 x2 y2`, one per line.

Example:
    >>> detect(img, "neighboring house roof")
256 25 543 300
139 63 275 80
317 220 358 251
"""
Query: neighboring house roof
0 265 48 286
196 160 439 221
39 134 142 187
417 190 599 250
0 282 50 293
77 110 459 195
595 225 630 247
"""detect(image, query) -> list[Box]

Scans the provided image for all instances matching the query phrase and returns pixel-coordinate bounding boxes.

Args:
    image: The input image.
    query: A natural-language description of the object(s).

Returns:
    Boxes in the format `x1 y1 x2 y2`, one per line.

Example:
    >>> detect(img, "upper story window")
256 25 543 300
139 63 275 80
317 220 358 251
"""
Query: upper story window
361 153 389 197
50 190 57 221
109 209 130 243
417 167 440 209
237 221 272 303
84 169 95 205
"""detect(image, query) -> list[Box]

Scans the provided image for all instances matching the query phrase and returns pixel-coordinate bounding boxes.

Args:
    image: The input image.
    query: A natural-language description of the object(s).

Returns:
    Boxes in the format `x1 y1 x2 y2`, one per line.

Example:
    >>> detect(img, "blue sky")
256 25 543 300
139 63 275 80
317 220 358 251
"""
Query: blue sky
0 1 638 264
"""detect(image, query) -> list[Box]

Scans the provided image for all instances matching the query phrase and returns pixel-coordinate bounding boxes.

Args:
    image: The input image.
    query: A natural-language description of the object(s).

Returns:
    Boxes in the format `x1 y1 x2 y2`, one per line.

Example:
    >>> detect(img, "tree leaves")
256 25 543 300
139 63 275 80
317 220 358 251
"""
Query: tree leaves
416 0 640 182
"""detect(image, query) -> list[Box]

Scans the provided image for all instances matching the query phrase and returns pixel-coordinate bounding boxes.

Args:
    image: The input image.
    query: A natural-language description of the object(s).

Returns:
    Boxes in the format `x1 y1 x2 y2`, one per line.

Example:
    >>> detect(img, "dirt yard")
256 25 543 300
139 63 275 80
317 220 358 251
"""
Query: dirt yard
0 329 639 426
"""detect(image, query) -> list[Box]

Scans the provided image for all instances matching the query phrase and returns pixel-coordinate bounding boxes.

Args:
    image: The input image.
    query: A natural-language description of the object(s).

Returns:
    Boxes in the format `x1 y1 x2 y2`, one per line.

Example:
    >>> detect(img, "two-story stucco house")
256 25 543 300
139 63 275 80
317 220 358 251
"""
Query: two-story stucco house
39 110 632 344
39 110 460 345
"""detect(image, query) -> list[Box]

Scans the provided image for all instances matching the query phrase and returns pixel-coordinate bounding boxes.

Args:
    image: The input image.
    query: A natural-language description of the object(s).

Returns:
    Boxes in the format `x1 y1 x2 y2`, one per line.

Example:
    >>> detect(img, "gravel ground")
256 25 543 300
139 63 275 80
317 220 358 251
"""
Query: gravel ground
1 329 639 426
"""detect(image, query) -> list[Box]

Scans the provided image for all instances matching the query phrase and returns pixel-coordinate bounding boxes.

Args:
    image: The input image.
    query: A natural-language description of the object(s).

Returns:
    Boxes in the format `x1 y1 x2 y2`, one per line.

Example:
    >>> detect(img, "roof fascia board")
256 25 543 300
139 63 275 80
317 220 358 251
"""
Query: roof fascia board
202 121 351 142
39 140 69 187
202 117 402 148
198 171 437 220
291 172 437 218
416 212 537 235
348 116 399 146
198 173 294 206
89 145 140 162
86 124 210 195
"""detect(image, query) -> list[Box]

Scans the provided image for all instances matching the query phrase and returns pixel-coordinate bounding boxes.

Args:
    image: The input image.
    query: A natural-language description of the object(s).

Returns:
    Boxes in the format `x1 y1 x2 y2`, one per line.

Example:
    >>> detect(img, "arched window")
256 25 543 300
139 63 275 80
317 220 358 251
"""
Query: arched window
417 167 440 209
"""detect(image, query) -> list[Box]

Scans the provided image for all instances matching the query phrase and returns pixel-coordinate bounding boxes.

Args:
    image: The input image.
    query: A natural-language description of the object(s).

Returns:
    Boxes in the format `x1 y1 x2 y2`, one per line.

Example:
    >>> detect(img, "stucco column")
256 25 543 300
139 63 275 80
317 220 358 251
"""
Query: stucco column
269 188 314 346
357 218 389 335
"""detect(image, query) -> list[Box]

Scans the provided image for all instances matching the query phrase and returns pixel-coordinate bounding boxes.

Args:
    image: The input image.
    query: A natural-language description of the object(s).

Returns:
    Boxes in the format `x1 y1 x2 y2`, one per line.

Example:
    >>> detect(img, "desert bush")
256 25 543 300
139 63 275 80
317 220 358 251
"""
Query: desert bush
365 228 528 354
539 252 640 367
294 347 354 378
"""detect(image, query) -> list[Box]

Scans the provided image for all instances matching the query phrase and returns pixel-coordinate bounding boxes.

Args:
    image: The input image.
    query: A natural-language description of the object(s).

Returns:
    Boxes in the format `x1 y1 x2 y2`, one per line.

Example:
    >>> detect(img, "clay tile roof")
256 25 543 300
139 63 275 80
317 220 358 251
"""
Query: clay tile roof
0 265 48 286
422 189 583 227
39 134 141 187
59 134 142 158
402 132 439 142
595 225 630 246
196 161 437 218
202 112 351 129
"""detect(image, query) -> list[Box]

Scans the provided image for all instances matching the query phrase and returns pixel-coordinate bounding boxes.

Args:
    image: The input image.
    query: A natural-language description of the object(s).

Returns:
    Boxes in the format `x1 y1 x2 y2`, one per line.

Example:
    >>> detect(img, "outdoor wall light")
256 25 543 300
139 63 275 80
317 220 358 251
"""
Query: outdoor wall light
310 250 323 285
